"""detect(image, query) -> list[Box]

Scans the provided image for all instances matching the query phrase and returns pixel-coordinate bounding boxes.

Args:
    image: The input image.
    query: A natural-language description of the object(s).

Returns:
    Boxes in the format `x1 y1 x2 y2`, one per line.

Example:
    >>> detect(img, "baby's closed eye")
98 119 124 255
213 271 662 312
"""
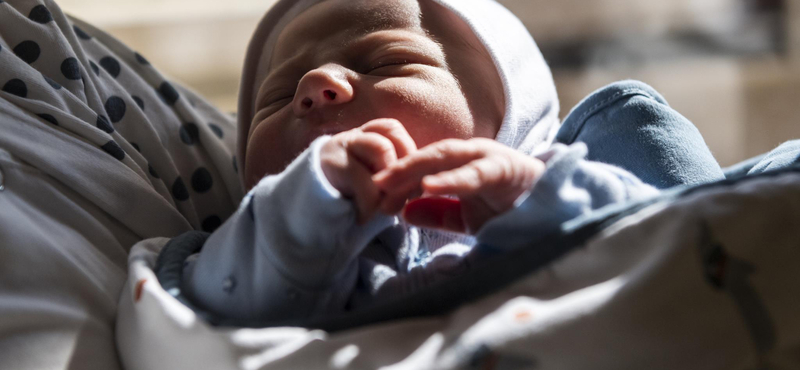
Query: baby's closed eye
362 42 444 75
368 58 412 72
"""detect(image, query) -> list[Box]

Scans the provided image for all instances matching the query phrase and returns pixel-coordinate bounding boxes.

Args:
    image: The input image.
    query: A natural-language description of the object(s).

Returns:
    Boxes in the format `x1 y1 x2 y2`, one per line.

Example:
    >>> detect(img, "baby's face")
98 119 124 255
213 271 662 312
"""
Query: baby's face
245 0 498 190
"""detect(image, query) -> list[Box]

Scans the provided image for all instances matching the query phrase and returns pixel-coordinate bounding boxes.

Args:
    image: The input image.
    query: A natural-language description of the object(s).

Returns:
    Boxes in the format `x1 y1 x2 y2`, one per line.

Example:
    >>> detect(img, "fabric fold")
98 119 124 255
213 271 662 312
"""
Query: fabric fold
0 1 244 368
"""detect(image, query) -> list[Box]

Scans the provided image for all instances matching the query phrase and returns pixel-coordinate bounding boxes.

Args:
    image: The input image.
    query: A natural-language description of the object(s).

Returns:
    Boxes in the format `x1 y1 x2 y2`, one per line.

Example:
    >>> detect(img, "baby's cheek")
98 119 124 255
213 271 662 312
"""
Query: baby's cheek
371 75 475 147
416 71 477 141
244 121 300 190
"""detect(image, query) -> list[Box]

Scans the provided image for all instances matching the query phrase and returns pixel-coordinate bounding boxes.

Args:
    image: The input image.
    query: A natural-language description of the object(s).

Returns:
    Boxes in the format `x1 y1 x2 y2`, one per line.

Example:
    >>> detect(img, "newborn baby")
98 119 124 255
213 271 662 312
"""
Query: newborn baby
171 0 665 323
244 0 535 233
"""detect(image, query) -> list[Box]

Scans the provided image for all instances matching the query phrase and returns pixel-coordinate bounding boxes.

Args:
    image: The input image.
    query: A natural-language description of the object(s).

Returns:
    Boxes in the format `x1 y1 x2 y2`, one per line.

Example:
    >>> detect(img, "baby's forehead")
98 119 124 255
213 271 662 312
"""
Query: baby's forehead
270 0 424 65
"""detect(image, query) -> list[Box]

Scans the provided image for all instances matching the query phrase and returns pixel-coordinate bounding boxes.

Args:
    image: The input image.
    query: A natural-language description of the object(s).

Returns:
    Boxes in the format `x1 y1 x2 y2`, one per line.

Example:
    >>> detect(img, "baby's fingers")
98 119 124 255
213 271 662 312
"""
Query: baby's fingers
359 119 417 159
374 139 483 195
338 160 382 224
347 132 399 173
421 157 501 197
427 153 546 218
373 139 482 215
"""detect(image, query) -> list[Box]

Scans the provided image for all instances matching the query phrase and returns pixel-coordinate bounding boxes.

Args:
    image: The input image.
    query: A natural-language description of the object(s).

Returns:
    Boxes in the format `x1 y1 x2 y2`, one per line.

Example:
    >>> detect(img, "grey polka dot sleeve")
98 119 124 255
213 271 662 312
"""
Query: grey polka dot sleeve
0 1 243 368
0 0 244 229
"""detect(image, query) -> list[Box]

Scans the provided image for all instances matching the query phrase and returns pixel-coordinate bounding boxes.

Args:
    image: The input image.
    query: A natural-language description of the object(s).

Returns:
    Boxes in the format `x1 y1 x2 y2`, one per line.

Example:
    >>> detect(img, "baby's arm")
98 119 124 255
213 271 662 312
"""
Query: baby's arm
375 140 658 250
356 141 657 302
182 137 391 321
182 119 415 322
374 137 547 234
476 142 659 250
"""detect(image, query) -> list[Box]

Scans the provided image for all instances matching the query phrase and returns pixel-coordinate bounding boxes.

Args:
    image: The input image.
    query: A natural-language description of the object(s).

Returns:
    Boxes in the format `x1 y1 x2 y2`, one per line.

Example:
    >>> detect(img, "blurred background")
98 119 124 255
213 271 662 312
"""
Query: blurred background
57 0 799 166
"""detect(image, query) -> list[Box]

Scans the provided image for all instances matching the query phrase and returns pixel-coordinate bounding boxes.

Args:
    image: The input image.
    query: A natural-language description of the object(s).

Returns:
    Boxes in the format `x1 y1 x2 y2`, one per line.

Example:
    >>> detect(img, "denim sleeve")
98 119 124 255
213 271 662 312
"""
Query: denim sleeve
556 80 724 189
477 143 659 250
746 140 800 176
181 137 395 322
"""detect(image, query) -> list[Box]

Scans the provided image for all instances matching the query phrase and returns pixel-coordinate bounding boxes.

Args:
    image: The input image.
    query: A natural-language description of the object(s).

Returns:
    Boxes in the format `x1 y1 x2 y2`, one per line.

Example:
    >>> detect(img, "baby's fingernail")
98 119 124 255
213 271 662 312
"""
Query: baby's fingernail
423 175 443 188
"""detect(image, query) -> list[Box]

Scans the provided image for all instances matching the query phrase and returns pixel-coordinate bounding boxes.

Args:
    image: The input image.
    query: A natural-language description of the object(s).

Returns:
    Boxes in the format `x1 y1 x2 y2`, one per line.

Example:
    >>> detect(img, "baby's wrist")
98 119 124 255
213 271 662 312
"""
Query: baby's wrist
308 135 344 200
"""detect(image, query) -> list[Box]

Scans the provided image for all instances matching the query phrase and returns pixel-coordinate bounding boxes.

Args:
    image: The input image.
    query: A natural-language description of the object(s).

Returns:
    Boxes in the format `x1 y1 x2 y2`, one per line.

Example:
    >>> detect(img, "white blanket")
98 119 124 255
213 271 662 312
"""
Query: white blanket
117 169 800 370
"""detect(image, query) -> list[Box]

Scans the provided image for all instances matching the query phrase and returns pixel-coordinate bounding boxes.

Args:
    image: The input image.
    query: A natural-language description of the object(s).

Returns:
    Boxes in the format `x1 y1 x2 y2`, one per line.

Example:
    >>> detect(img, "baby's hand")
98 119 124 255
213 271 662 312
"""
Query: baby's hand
373 138 545 234
320 119 417 224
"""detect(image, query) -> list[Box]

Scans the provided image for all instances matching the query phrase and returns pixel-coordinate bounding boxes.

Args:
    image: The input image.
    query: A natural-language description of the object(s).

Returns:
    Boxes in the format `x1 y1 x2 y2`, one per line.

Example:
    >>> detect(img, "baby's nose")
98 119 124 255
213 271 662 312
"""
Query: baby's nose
293 66 354 117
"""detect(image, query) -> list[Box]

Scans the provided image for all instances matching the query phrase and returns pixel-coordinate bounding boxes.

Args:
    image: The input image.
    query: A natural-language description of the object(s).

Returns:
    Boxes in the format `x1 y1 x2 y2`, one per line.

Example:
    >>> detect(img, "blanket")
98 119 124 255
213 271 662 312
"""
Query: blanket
118 165 800 370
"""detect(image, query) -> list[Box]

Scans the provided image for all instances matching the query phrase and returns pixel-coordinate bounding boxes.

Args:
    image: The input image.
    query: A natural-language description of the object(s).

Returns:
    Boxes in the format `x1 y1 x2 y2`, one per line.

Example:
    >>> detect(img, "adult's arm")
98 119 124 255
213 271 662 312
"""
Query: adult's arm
0 2 242 368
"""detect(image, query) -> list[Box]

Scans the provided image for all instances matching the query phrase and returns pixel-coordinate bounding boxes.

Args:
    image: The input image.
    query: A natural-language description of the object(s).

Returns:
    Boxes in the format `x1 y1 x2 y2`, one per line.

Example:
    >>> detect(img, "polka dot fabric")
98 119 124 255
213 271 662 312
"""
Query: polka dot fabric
0 0 243 232
0 1 244 368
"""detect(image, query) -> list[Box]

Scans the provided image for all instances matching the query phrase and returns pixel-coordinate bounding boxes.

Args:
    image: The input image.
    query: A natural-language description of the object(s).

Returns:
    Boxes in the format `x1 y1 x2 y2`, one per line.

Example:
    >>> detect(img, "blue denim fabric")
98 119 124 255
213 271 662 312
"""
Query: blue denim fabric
746 140 800 176
556 80 725 189
723 154 766 180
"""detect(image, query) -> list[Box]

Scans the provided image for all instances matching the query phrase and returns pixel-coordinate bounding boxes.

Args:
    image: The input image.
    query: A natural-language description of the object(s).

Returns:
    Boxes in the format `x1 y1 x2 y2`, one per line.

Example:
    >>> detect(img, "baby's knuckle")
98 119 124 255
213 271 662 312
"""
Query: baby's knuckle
321 140 345 160
485 153 512 178
442 138 464 147
477 159 506 185
499 157 515 182
335 130 359 147
469 137 499 150
374 117 402 127
369 134 395 153
366 118 404 134
437 139 468 154
470 137 492 145
471 162 492 183
381 118 404 130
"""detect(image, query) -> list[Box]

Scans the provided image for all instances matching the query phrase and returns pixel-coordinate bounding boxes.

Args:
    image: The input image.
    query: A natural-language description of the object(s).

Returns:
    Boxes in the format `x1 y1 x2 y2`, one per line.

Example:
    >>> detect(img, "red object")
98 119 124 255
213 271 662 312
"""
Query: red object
403 197 465 232
134 279 147 302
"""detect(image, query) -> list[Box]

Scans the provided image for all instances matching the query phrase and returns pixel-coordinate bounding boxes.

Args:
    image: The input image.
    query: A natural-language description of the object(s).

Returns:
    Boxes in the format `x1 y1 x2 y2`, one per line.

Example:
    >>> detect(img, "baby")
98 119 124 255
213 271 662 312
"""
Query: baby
161 0 719 324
